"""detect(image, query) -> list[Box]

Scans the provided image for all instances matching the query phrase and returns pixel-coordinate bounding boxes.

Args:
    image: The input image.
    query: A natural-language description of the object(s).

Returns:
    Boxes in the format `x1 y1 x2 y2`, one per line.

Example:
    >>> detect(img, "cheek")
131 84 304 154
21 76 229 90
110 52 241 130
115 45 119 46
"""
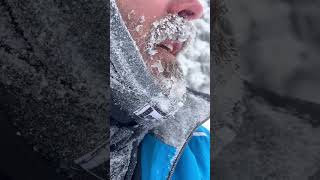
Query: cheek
117 0 173 63
119 0 169 21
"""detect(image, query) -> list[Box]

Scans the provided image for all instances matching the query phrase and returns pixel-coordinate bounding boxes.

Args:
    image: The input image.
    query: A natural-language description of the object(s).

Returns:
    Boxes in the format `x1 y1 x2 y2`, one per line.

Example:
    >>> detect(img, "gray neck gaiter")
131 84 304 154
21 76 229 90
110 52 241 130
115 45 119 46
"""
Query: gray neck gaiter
110 1 210 179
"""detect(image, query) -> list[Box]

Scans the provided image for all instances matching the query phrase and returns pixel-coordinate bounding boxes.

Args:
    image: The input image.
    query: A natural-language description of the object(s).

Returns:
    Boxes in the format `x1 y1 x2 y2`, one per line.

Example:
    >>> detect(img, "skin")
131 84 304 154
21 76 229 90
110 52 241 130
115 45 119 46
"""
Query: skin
116 0 203 81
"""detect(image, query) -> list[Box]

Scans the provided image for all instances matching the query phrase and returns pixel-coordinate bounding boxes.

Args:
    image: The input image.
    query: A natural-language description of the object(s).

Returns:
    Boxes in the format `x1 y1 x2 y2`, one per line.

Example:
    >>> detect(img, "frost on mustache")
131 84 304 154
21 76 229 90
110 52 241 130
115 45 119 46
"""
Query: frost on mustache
146 14 195 56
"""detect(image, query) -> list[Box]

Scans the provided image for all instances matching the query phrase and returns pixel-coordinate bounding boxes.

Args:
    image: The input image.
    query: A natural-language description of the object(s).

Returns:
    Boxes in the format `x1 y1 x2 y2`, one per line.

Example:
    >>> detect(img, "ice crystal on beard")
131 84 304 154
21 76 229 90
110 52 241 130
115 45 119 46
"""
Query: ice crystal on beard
150 60 164 73
135 25 143 32
146 14 195 56
139 16 145 23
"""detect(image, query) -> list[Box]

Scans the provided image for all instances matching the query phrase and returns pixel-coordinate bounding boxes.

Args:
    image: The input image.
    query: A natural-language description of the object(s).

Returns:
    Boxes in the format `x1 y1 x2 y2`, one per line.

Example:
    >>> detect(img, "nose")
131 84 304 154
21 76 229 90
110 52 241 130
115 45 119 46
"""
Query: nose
167 0 204 20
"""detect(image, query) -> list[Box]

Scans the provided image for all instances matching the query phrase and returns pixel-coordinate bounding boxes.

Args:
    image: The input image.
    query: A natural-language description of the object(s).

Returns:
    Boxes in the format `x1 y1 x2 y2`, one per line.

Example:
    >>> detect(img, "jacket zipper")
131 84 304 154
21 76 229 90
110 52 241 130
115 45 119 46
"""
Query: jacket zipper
166 117 210 180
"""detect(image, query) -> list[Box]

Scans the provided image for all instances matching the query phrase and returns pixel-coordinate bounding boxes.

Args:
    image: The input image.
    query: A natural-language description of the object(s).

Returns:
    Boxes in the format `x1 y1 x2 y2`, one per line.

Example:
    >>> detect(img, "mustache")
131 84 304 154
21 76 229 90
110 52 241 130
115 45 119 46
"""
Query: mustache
146 14 195 55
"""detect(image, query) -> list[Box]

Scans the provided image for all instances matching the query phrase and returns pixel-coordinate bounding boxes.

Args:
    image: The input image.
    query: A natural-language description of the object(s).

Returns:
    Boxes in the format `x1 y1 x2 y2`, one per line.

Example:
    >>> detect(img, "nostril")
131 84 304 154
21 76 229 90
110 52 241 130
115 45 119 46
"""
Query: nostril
168 0 203 20
178 10 195 19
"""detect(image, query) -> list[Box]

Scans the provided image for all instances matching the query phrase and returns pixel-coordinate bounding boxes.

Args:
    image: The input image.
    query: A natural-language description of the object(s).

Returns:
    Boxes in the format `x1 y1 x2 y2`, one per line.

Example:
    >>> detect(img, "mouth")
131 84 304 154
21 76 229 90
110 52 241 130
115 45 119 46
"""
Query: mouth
156 40 186 56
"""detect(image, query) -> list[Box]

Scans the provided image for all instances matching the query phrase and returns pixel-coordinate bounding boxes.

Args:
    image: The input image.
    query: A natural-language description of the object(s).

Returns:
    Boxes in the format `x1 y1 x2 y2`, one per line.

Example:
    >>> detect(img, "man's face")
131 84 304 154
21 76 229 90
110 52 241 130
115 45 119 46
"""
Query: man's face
116 0 203 94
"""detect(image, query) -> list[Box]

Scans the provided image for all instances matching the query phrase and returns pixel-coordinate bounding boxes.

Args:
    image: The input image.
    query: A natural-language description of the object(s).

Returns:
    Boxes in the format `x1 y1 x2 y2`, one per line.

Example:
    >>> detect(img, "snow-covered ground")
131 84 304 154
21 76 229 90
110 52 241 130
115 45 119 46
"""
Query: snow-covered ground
179 0 210 129
226 0 320 104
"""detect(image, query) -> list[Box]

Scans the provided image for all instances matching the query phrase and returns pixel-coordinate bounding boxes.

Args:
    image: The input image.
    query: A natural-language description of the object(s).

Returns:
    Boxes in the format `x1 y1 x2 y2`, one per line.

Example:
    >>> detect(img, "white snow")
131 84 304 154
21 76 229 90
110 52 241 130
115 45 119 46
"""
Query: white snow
179 0 210 95
179 0 210 130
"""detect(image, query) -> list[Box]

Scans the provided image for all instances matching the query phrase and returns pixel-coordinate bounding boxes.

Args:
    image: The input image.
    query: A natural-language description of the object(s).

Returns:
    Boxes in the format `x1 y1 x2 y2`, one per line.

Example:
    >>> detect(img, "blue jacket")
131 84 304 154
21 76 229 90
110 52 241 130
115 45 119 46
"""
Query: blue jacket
138 126 210 180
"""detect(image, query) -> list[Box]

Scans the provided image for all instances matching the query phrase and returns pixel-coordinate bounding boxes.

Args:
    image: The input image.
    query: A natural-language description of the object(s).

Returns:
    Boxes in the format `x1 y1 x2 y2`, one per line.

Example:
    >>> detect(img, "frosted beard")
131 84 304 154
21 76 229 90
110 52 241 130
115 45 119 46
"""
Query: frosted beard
143 14 195 113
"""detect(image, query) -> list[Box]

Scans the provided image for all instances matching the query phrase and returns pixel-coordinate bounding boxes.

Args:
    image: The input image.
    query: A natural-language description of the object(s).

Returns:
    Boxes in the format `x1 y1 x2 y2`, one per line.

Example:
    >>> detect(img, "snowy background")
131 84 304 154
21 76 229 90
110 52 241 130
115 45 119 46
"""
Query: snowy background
226 0 320 105
213 1 320 179
179 0 211 129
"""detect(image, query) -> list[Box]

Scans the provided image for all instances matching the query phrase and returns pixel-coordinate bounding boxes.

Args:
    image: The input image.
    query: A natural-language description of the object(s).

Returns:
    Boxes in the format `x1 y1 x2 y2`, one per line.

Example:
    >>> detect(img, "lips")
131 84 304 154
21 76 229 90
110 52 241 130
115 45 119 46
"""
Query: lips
157 40 184 56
